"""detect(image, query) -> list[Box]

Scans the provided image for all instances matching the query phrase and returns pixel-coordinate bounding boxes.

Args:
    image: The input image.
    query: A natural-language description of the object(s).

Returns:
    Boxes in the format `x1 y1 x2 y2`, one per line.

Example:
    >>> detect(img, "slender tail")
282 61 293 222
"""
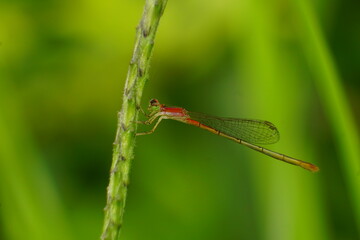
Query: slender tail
239 140 319 172
192 121 319 172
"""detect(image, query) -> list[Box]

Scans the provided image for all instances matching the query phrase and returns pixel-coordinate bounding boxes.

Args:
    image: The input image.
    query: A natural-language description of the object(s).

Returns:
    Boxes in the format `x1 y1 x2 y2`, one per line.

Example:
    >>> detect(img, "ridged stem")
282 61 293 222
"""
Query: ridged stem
101 1 168 239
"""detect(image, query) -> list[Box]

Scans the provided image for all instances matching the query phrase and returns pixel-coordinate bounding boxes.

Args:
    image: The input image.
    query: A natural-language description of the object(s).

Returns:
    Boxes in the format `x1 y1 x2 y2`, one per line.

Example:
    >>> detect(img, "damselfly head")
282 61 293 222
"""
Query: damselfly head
149 99 160 107
148 99 162 112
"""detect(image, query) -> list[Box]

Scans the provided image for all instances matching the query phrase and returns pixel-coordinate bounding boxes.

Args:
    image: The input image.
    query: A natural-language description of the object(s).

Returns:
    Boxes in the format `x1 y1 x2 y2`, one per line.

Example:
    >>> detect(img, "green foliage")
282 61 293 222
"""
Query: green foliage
0 0 359 240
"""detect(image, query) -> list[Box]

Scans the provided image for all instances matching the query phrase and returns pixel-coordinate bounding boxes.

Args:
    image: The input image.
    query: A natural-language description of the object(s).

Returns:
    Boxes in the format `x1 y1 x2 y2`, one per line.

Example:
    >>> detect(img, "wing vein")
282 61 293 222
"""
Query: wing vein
188 111 280 145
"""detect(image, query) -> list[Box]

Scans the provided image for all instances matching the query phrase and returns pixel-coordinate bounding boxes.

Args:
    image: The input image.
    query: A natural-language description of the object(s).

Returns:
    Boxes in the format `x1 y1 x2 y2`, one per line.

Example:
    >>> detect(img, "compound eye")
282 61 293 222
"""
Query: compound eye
149 99 159 106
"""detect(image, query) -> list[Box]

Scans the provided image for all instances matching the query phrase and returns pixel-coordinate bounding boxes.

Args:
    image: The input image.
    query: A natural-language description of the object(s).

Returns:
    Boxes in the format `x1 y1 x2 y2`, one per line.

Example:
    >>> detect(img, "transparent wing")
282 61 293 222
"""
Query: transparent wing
188 111 280 145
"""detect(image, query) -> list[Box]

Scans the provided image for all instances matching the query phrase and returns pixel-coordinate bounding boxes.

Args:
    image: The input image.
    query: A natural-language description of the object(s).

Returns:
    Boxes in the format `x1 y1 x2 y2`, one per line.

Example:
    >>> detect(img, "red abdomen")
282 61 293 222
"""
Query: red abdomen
161 107 187 117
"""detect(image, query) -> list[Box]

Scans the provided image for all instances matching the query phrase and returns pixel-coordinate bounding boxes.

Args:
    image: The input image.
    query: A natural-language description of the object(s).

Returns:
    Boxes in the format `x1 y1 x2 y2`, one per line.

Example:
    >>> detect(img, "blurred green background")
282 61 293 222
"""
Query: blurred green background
1 0 360 239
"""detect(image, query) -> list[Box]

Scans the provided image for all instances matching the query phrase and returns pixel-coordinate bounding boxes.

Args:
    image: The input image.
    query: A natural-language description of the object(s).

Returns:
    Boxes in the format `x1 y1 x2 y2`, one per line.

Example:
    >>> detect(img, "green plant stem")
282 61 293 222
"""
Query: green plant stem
101 1 168 240
294 0 360 232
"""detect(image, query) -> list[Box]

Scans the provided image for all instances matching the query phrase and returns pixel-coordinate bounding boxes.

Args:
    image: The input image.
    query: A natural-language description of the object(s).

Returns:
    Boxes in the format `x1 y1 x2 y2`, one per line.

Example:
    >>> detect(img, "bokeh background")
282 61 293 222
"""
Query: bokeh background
1 0 360 239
